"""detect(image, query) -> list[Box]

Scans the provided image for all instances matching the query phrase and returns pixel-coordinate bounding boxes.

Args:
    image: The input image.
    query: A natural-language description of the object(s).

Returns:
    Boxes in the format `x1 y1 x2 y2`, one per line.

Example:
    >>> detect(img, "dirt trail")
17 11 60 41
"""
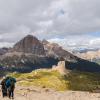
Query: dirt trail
0 86 100 100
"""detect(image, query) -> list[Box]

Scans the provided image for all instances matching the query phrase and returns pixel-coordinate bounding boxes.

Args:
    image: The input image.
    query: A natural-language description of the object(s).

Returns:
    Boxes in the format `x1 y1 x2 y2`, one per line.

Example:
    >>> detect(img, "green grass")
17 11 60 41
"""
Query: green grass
65 71 100 91
9 69 100 92
10 69 69 91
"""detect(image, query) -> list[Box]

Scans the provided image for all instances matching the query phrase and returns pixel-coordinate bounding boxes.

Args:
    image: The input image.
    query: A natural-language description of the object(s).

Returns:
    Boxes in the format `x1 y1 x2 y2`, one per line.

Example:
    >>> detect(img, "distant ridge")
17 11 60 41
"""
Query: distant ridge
0 34 100 73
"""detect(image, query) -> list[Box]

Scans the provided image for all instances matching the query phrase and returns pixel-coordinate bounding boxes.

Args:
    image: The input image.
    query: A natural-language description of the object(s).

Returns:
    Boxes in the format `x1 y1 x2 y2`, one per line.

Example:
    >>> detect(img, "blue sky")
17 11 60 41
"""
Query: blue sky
0 0 100 50
90 32 100 37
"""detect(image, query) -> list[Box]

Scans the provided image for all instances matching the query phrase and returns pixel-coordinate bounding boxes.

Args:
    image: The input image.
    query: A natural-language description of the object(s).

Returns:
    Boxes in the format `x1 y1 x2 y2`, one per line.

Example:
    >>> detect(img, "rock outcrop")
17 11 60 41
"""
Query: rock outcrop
52 61 69 75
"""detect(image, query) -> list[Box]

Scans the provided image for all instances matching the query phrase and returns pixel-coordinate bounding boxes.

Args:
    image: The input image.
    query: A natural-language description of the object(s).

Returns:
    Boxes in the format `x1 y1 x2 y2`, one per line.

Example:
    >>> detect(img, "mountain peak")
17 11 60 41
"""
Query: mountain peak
24 35 37 40
13 35 45 55
42 39 49 45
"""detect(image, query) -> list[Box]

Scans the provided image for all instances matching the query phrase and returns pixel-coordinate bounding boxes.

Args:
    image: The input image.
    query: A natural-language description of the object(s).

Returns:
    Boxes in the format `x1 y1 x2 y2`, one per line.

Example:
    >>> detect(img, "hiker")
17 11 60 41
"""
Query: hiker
6 77 16 99
0 77 7 97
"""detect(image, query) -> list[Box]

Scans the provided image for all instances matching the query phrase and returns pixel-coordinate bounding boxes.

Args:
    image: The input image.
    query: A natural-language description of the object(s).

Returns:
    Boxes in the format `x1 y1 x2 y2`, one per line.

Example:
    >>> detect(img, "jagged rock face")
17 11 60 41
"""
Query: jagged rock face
13 35 45 55
43 42 79 62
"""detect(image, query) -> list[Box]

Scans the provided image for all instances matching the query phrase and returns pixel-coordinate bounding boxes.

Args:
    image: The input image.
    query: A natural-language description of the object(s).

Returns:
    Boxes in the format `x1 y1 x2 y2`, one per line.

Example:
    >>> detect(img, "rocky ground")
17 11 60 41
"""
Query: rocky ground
0 86 100 100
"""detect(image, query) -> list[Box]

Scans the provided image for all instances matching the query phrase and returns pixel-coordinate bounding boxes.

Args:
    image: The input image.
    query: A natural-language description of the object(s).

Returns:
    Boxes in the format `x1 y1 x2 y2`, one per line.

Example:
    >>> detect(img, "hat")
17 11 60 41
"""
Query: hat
2 76 6 79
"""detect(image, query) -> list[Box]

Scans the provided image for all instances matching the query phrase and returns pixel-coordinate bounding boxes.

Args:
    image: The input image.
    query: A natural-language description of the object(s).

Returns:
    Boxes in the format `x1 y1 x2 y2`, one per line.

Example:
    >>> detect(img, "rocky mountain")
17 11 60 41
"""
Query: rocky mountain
74 49 100 66
13 35 79 62
0 35 100 73
42 40 79 62
0 52 59 73
74 49 100 61
72 48 99 54
13 35 45 55
0 47 9 55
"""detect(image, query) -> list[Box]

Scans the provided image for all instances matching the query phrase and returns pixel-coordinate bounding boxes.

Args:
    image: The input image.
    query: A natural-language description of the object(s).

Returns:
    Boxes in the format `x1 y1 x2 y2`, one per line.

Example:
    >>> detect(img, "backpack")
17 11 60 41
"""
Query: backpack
6 79 11 88
6 77 16 88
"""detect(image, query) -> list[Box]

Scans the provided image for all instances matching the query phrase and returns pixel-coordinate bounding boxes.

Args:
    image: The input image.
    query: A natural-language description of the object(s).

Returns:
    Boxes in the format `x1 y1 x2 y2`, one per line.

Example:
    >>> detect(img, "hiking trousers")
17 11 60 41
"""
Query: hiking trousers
8 87 14 98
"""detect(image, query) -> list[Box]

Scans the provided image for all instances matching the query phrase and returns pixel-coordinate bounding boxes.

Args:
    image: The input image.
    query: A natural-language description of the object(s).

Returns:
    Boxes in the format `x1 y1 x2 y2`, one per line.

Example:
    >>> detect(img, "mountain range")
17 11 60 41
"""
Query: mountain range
0 35 100 73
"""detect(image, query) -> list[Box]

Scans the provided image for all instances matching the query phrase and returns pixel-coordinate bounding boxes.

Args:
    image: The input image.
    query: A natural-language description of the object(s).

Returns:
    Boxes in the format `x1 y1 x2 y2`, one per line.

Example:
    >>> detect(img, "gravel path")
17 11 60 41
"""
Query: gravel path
0 86 100 100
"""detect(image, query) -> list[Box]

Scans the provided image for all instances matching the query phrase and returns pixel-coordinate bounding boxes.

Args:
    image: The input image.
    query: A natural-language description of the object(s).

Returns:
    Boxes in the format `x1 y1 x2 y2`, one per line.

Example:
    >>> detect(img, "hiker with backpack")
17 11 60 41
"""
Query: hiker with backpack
1 76 16 99
0 76 7 97
6 77 16 99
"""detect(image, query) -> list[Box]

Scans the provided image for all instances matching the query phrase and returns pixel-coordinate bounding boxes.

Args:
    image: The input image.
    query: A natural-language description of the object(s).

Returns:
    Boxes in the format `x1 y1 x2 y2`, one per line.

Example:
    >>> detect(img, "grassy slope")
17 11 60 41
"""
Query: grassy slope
10 70 69 91
66 71 100 91
9 69 100 91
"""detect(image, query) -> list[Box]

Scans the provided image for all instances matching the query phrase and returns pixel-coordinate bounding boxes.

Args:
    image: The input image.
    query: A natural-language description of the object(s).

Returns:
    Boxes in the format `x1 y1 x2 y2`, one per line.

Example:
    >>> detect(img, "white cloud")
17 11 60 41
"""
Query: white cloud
0 0 100 49
48 35 100 50
0 0 100 34
0 42 14 48
89 38 100 45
